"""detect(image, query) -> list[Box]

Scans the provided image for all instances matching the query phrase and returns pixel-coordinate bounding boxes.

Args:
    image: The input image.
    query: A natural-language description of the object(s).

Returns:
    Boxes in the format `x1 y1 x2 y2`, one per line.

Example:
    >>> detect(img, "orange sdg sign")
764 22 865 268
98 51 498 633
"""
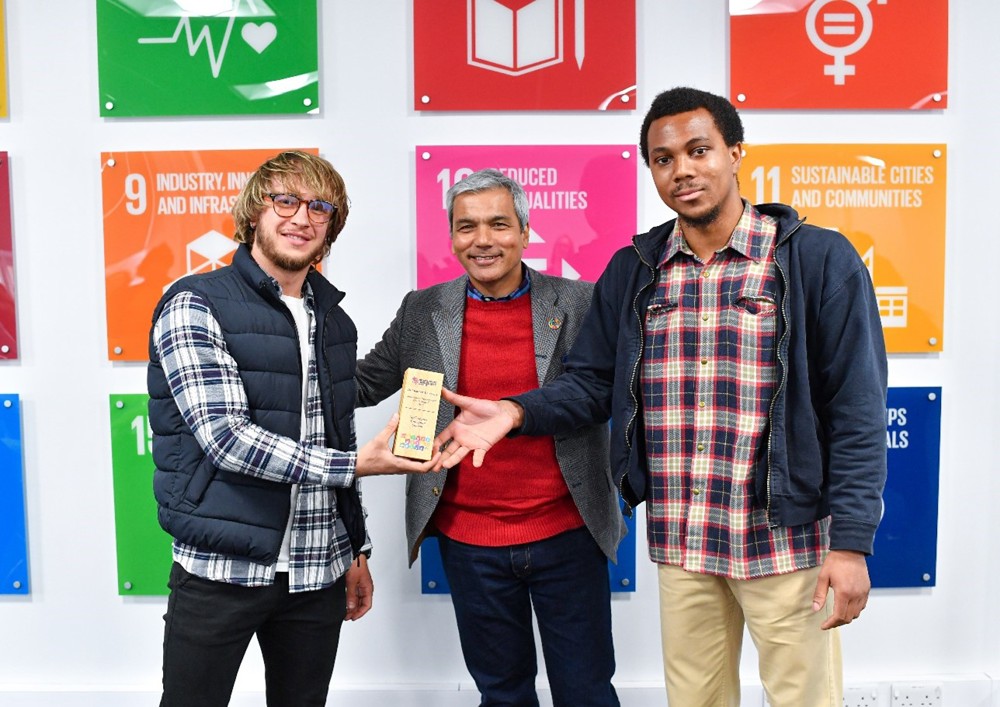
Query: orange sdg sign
102 149 316 361
739 144 946 353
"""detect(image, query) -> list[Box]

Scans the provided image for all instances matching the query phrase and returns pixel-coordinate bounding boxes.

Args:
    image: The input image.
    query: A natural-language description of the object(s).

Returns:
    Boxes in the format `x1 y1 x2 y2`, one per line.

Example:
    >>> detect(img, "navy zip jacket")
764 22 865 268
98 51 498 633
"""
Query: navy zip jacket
513 203 887 555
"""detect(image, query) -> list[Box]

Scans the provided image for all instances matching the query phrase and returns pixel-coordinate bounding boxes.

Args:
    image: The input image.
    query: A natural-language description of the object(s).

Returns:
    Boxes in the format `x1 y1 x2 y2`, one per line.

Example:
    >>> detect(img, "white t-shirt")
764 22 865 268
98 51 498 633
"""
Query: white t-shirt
276 293 312 572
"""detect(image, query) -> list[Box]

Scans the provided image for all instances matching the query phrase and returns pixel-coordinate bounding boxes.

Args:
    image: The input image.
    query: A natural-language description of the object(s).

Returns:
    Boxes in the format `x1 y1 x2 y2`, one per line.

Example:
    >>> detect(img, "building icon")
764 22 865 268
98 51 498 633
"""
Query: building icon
861 245 908 328
163 229 238 292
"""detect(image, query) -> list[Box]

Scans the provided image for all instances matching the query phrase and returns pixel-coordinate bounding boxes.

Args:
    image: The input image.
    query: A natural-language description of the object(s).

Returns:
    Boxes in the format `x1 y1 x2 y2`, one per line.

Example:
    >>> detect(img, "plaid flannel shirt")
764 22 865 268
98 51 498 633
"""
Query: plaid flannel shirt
153 281 368 592
641 202 828 579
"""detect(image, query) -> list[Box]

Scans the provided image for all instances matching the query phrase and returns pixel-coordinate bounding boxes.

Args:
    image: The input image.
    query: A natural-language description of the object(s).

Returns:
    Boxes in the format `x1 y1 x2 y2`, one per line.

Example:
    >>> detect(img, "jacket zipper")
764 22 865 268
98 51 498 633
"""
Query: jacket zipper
622 242 657 515
765 219 803 527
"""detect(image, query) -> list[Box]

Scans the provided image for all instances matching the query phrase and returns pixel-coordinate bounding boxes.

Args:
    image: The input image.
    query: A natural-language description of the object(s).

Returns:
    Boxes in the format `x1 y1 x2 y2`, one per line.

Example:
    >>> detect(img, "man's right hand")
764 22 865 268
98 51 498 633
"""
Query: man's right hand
432 388 522 470
355 414 441 476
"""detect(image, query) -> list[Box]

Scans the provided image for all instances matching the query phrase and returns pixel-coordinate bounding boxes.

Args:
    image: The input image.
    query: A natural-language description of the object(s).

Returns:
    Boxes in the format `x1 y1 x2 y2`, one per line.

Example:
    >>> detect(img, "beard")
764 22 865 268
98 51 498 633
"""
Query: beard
255 225 326 273
679 201 723 229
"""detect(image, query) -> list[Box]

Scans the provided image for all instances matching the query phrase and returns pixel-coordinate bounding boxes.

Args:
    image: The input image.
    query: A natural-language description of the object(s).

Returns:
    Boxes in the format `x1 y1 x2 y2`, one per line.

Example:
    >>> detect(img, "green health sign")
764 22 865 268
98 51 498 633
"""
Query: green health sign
97 0 319 117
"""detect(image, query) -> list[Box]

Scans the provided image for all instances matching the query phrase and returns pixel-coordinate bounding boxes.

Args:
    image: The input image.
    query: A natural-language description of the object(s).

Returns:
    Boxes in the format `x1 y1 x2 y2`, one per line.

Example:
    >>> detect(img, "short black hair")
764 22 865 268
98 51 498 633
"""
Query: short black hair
639 87 745 166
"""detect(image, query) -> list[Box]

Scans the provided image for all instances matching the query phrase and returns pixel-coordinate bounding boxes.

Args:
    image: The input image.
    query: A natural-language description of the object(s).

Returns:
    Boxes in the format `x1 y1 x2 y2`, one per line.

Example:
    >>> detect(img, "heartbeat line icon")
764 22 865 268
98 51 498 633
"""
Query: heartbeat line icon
137 0 271 79
139 15 235 78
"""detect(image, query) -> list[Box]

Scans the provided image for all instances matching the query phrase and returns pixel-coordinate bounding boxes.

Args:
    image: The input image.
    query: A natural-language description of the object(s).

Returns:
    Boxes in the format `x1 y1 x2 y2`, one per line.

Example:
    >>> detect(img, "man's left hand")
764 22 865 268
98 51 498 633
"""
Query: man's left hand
344 553 373 621
812 549 870 630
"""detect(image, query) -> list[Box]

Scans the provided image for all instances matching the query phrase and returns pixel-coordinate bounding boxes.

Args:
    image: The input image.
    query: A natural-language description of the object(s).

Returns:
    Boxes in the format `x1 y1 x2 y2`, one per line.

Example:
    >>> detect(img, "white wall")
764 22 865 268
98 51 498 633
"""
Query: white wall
0 1 996 705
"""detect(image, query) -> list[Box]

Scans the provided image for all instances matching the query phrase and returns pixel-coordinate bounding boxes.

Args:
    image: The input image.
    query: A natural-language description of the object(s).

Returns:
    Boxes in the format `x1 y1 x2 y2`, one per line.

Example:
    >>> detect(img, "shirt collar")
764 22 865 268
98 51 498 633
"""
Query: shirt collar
659 200 772 265
466 264 531 302
266 272 316 311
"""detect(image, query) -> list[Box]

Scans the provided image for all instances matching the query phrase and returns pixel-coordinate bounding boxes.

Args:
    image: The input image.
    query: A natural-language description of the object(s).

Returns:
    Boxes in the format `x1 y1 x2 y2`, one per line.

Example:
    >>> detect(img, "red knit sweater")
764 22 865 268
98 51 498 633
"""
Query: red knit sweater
434 294 584 546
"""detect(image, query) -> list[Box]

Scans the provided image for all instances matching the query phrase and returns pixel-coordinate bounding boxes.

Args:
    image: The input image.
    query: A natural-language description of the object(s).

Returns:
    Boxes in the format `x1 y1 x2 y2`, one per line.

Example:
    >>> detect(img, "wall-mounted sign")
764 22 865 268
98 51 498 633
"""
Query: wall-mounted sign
730 0 948 109
0 152 17 359
96 0 319 117
0 395 26 595
739 143 946 352
869 387 941 588
416 145 637 288
0 0 8 118
110 394 173 596
101 148 315 361
414 1 636 111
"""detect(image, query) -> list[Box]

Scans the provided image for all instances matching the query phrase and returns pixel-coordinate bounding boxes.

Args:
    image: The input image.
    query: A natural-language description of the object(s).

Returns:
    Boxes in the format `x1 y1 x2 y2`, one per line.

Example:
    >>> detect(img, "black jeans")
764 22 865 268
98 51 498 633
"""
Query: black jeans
438 527 620 707
160 563 346 707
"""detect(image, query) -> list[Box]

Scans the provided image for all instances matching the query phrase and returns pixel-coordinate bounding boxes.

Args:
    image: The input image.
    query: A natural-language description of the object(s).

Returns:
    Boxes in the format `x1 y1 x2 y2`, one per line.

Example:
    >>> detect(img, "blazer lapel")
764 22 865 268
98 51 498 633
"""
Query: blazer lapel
530 271 565 386
431 277 467 392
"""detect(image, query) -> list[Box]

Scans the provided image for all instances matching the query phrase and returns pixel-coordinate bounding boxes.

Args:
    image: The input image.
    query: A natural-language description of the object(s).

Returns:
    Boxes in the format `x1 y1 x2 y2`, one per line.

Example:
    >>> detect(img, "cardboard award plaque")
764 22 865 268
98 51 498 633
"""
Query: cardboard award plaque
392 368 444 461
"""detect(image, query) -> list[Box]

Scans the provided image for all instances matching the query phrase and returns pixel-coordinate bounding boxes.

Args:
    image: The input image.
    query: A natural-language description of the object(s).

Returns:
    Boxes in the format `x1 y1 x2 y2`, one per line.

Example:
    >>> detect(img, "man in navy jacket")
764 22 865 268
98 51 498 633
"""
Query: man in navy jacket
435 88 887 707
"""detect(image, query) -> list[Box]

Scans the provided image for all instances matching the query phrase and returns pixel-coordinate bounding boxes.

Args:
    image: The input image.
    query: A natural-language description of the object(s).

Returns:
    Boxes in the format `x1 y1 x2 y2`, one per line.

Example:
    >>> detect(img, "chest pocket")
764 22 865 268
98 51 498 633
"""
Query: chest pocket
732 294 777 317
643 298 681 349
723 261 778 366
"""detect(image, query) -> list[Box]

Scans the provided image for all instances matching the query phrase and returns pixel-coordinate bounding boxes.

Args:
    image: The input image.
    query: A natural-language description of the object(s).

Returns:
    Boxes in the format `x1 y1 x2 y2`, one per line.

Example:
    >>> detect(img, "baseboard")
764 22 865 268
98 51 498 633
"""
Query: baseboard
0 676 993 706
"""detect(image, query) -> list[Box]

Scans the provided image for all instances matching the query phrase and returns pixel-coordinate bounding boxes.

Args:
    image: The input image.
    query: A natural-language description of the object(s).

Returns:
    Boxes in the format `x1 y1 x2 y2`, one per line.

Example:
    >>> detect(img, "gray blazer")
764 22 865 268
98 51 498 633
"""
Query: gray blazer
355 269 626 565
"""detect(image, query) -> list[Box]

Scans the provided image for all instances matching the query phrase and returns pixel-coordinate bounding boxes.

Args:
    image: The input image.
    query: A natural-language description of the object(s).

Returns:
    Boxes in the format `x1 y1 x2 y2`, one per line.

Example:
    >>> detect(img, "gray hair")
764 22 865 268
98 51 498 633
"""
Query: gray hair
445 168 529 231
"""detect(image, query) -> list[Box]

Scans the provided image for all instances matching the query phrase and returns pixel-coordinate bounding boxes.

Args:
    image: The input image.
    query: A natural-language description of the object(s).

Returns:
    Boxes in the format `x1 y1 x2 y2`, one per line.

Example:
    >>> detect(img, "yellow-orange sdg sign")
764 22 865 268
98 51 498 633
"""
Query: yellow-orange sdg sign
739 144 946 353
101 148 317 361
0 0 7 118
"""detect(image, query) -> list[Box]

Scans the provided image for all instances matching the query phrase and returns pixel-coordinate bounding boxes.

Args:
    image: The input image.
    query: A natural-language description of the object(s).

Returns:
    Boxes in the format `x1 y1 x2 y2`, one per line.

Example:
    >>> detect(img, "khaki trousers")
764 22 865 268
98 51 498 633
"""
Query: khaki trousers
657 563 842 707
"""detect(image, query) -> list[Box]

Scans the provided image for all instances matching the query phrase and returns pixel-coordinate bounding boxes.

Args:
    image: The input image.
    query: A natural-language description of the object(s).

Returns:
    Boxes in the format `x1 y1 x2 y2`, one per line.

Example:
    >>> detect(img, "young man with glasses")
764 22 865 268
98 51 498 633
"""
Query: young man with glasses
148 151 439 707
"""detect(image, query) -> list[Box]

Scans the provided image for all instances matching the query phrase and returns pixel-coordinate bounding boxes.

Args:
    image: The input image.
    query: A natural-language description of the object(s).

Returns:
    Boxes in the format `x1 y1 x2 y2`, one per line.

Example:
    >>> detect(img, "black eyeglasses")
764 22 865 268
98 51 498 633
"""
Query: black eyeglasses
267 193 336 224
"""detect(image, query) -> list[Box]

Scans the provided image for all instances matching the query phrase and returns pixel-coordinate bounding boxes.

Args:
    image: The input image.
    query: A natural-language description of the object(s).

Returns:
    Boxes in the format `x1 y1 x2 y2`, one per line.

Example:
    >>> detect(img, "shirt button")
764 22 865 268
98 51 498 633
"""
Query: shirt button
692 488 701 496
702 314 709 321
701 358 708 365
432 487 440 496
697 443 705 451
698 401 706 408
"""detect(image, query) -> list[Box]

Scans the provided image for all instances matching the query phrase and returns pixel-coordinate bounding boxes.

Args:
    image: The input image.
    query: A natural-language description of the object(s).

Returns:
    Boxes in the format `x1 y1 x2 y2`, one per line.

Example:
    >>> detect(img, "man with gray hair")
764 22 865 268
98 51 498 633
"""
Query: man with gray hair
356 168 625 706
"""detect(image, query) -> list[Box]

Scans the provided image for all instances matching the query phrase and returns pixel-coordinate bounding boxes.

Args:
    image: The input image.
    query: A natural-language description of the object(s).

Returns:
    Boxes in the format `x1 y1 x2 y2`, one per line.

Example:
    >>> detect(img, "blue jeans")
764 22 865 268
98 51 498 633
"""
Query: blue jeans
160 563 346 707
438 527 619 707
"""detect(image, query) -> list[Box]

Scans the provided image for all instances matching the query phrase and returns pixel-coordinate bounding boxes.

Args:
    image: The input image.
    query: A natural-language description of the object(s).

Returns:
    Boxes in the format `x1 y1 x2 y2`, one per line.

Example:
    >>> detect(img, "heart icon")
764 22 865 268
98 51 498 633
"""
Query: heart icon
241 22 277 54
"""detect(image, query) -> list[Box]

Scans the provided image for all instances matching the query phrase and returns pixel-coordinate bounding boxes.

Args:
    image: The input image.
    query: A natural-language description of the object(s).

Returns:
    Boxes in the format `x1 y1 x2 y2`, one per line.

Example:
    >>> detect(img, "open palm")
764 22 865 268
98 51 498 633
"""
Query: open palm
434 388 520 468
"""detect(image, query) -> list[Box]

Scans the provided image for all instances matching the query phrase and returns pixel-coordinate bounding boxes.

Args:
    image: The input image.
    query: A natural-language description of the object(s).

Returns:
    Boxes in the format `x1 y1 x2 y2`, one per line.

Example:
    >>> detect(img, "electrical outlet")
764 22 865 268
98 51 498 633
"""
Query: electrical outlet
844 683 881 707
891 683 942 707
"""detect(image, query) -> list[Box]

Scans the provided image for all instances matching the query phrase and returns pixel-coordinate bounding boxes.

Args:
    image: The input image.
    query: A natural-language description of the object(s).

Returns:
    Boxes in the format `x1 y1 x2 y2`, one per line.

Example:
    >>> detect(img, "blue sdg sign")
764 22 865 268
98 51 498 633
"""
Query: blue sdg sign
0 395 27 595
868 387 942 588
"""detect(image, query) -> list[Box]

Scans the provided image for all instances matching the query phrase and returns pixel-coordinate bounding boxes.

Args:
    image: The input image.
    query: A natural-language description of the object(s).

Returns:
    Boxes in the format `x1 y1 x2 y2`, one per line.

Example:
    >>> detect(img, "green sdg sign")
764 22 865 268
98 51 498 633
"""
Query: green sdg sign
97 0 319 117
110 394 173 595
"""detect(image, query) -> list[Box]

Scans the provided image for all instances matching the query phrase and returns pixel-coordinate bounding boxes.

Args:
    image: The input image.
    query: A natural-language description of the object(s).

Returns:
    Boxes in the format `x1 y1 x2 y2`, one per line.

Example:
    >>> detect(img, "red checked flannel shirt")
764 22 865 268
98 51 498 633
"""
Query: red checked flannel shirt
641 202 828 579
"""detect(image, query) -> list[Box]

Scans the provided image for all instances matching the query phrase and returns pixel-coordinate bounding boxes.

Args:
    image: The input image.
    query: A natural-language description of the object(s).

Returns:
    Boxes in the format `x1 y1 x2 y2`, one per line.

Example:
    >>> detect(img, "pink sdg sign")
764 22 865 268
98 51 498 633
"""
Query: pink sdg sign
415 145 637 288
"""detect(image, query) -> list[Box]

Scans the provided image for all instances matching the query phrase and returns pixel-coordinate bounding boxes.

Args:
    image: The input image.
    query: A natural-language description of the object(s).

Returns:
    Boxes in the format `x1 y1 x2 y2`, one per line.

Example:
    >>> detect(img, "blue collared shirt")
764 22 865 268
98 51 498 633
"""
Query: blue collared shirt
466 265 532 301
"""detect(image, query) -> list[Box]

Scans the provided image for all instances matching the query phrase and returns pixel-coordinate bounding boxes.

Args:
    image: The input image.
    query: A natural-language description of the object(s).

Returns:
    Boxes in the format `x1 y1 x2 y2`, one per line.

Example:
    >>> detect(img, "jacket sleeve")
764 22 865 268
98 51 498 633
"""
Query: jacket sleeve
355 293 410 407
813 249 888 554
514 248 633 435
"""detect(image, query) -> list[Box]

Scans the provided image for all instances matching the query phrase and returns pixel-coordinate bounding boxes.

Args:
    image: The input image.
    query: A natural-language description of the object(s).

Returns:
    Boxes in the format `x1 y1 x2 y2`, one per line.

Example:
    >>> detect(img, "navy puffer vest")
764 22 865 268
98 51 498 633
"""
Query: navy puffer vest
147 244 365 563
